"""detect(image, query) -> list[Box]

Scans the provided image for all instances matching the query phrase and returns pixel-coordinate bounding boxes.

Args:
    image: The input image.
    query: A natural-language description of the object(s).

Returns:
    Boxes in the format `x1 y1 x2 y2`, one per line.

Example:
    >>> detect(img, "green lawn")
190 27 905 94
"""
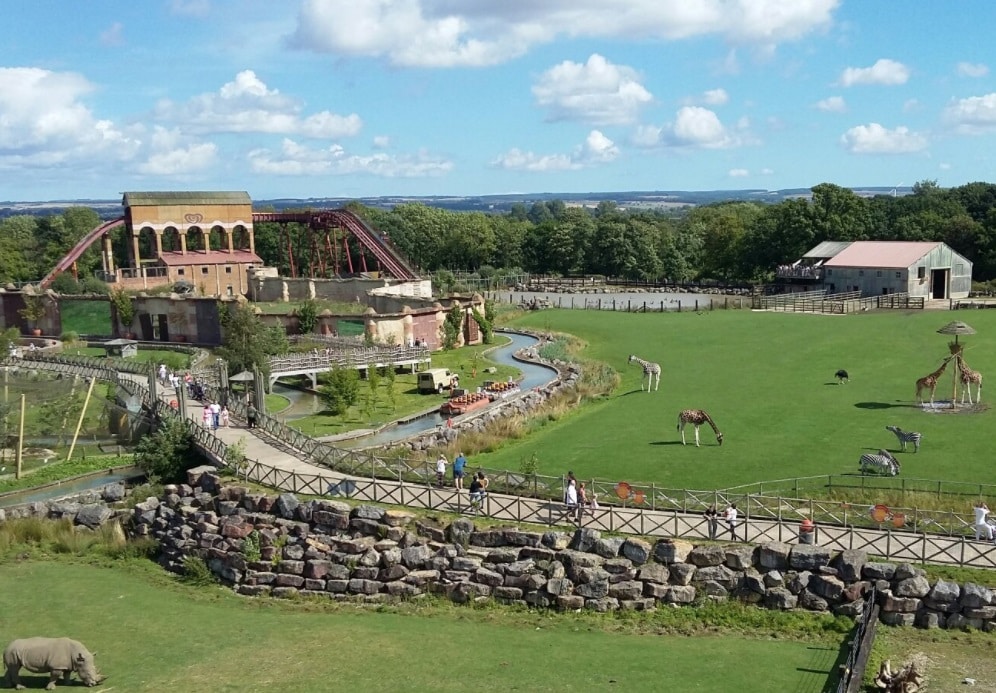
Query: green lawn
281 338 520 436
0 559 839 692
479 309 996 492
60 299 112 336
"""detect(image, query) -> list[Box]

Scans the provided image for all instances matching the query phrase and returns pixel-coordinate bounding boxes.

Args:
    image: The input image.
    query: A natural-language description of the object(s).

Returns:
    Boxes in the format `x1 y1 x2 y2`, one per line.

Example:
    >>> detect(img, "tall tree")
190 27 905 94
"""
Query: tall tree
217 303 289 383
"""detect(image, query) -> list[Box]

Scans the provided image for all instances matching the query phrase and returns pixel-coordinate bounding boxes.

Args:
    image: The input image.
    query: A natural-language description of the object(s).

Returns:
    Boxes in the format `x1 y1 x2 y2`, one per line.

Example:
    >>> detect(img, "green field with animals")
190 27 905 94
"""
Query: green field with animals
481 309 996 493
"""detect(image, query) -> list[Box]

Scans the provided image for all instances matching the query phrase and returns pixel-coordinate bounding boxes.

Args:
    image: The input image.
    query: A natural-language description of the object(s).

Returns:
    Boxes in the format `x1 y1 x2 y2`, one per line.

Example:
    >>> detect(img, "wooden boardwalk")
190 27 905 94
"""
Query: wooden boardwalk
11 353 996 569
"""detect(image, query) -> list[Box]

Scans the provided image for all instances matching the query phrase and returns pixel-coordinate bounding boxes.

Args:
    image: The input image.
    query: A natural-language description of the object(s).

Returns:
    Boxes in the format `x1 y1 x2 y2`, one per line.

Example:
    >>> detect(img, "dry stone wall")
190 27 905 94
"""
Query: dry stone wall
131 468 996 630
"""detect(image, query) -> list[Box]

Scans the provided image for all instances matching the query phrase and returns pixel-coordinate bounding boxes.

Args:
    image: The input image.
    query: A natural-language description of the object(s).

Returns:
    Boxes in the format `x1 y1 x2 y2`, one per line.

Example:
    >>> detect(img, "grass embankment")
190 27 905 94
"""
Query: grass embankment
60 299 112 336
282 338 519 437
0 454 132 494
0 545 843 692
479 310 996 496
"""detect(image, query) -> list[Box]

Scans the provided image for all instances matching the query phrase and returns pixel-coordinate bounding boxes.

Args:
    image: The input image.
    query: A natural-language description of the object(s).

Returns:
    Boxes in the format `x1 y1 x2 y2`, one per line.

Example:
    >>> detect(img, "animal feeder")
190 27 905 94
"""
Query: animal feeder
936 320 977 409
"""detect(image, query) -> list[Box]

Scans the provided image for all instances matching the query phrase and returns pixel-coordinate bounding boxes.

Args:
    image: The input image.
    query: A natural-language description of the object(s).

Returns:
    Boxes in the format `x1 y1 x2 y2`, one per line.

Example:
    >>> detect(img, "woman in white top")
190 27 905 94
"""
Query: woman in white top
564 478 578 520
974 502 993 541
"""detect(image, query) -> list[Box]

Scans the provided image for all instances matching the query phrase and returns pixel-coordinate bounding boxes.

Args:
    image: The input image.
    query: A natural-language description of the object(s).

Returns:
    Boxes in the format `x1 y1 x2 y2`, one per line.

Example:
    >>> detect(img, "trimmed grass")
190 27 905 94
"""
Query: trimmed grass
60 299 112 336
480 309 996 492
265 393 290 413
282 339 520 436
0 559 840 692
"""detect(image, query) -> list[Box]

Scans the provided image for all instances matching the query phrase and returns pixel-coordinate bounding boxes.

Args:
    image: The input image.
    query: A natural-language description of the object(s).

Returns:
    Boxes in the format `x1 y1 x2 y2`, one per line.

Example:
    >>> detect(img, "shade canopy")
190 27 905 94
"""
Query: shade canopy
229 370 255 382
937 321 976 336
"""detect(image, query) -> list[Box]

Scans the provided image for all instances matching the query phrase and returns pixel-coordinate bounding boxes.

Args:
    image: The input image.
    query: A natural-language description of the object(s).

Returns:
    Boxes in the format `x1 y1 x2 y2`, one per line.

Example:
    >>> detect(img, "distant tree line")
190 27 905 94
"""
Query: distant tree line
5 180 996 288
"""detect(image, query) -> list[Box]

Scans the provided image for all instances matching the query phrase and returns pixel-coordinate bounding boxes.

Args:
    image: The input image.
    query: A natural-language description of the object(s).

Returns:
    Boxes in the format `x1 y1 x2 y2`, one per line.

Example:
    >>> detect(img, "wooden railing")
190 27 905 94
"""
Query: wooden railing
268 345 431 374
12 353 996 568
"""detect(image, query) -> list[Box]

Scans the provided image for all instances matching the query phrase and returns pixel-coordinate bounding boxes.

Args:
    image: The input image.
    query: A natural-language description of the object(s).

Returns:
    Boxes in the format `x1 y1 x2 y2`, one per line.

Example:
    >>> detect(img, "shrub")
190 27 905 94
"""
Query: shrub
134 417 197 482
179 555 217 586
296 298 320 335
242 530 261 563
319 365 360 416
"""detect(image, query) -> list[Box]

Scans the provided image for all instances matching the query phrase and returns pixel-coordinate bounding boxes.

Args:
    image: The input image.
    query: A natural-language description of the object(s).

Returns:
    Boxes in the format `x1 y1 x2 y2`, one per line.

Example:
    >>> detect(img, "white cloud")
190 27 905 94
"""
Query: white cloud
492 129 619 172
100 22 124 47
903 98 921 113
287 0 840 68
532 54 652 125
372 135 390 148
701 88 729 105
154 70 362 138
838 58 910 87
135 126 218 175
728 168 749 177
815 95 846 112
942 93 996 134
939 162 951 170
633 106 743 149
760 167 774 175
957 61 989 78
839 123 928 153
248 138 453 177
0 67 140 168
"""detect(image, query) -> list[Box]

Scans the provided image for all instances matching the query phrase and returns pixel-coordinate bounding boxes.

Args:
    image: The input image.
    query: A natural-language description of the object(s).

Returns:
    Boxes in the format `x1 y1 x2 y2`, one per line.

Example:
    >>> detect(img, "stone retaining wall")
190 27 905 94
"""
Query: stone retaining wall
133 469 996 630
0 482 130 528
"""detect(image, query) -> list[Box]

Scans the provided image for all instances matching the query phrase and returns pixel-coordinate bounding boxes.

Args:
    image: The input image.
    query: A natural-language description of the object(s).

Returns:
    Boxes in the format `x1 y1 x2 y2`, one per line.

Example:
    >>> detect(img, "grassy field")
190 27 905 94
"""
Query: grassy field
478 309 996 492
60 299 112 336
281 338 520 437
0 558 841 692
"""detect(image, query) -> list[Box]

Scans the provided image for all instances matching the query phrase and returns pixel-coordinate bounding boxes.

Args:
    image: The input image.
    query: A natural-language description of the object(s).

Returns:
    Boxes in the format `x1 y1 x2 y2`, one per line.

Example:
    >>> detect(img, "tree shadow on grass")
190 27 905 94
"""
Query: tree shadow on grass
650 441 686 446
854 401 918 410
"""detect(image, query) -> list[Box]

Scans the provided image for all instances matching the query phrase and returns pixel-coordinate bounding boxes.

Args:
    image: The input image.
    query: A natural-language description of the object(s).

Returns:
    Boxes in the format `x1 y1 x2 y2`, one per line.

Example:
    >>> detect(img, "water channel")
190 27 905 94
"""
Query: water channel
272 331 557 449
0 467 145 508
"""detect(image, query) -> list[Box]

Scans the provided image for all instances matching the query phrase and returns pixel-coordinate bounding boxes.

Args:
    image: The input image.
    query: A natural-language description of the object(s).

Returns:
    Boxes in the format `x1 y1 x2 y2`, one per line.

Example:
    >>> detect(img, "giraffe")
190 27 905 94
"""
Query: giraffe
677 409 723 447
958 357 983 405
915 357 951 405
628 354 661 392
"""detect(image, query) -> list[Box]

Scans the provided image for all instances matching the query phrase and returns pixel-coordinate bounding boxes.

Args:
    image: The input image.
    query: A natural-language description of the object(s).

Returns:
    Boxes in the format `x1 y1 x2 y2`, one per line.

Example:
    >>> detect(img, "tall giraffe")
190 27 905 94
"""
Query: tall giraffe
958 357 983 404
628 354 661 392
677 409 724 447
915 358 951 405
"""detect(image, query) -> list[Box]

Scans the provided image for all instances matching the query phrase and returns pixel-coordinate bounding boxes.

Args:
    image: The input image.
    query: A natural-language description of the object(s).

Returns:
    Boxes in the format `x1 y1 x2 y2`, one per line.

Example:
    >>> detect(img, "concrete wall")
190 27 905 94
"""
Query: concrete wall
247 271 431 304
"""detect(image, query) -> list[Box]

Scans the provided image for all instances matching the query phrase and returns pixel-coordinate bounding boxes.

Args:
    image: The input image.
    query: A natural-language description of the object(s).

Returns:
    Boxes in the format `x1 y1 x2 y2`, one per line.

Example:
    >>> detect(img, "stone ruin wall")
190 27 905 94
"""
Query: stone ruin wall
130 467 996 631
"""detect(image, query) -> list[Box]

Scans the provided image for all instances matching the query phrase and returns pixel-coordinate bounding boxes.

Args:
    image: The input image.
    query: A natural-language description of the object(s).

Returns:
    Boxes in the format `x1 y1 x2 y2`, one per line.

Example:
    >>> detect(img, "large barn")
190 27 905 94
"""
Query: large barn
776 241 972 300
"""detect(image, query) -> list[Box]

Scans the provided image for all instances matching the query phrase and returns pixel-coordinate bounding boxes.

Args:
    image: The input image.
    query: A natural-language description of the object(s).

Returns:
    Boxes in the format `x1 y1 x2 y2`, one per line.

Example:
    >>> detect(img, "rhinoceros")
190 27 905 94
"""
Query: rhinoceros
2 637 103 689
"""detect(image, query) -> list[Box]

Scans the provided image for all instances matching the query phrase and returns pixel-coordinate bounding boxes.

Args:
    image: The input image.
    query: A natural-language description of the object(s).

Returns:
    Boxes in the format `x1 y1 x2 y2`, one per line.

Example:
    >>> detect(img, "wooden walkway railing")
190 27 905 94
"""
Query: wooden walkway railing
9 353 996 568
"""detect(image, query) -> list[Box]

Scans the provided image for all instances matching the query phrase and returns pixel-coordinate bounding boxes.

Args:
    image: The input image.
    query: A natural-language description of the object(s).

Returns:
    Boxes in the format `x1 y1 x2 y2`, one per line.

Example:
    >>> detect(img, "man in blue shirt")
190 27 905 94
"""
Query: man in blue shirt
453 452 467 490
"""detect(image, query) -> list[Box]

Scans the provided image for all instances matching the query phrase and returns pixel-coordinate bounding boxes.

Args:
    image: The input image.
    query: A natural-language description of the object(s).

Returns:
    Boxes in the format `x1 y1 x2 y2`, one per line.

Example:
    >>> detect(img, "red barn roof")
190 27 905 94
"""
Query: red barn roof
823 241 940 269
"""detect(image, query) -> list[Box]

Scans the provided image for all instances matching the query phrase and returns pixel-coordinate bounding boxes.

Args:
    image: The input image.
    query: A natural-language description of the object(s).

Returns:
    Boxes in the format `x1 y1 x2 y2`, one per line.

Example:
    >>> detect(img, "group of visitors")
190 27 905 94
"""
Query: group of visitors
564 472 599 524
435 452 489 509
704 503 740 541
200 401 229 430
973 501 996 543
158 363 213 403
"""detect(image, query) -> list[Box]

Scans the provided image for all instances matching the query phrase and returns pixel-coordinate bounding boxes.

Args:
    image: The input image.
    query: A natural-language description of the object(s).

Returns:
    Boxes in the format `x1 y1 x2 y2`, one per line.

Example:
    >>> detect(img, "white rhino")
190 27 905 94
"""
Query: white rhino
3 637 104 690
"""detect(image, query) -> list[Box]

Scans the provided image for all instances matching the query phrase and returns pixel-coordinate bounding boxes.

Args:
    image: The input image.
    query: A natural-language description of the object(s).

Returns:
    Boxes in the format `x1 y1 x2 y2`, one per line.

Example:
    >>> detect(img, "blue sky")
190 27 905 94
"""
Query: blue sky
3 0 996 201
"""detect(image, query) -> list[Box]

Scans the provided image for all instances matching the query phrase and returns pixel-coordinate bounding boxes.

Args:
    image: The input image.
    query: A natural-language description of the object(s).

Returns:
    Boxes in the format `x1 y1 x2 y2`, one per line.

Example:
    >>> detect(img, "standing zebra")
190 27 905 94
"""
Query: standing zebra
885 425 922 453
859 449 901 476
628 354 661 392
677 409 724 446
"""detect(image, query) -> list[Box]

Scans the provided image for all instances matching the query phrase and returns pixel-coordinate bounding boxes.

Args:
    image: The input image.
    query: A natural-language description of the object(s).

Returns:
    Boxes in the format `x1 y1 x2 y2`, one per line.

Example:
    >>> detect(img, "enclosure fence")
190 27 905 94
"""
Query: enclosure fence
10 353 996 568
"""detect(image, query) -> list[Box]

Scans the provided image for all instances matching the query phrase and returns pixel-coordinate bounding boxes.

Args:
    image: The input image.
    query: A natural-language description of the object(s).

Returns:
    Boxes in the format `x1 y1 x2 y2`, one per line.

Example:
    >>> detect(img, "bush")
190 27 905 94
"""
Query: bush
134 417 197 482
50 274 81 294
79 276 109 294
319 365 360 416
179 555 217 586
296 298 320 335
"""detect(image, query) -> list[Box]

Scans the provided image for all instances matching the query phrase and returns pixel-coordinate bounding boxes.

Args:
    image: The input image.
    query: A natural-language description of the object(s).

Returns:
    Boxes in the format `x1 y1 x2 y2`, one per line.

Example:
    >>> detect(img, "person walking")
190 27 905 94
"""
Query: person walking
220 406 230 428
564 476 578 523
201 405 213 429
435 454 448 488
705 504 719 540
724 502 739 541
974 501 994 542
246 402 258 429
576 482 589 523
468 471 488 511
453 451 467 489
209 401 222 430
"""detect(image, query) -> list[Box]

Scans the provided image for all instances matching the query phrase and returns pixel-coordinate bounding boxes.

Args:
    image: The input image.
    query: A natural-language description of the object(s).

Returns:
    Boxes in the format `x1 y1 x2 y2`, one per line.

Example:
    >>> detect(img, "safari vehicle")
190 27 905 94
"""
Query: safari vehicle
417 368 453 394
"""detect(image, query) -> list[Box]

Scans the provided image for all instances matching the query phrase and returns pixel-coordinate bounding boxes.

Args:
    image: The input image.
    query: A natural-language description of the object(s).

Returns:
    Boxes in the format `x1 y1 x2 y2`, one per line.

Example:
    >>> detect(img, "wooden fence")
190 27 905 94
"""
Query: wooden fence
10 353 996 568
496 293 747 313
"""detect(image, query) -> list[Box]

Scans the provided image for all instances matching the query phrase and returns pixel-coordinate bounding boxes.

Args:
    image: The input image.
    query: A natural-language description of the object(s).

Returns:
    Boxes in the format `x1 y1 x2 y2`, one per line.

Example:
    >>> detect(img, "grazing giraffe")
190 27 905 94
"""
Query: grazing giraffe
958 357 983 404
915 358 951 405
677 409 723 447
628 354 661 392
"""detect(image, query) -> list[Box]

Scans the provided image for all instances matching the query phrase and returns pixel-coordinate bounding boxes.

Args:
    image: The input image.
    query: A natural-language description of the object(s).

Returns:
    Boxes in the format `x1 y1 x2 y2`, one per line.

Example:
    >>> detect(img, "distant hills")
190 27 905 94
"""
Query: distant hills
0 186 912 220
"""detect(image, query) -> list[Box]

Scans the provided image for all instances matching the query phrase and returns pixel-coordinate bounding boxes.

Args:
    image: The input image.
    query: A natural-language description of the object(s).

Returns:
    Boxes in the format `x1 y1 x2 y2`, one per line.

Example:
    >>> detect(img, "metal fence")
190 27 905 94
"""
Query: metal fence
494 293 745 313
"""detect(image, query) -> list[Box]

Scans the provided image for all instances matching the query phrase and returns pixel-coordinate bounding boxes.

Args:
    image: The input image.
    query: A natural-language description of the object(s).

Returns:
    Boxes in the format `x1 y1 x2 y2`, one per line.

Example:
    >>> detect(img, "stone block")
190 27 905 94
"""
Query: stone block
789 545 831 571
687 545 726 567
758 542 791 571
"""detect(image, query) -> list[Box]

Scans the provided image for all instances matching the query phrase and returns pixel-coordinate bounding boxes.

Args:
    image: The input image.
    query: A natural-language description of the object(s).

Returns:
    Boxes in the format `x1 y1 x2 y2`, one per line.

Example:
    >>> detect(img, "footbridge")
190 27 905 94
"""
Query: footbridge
267 344 431 388
9 352 996 571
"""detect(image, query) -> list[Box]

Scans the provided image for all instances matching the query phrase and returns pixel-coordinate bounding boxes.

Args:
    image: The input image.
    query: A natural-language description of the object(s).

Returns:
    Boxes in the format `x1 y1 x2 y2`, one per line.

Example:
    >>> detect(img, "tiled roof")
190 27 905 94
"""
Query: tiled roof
824 241 940 269
123 191 251 207
158 250 261 266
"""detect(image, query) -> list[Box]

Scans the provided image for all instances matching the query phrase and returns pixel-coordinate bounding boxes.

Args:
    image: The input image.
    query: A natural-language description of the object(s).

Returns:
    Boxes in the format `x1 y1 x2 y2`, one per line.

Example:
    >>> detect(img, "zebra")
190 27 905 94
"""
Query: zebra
859 449 901 476
886 425 922 453
628 354 661 392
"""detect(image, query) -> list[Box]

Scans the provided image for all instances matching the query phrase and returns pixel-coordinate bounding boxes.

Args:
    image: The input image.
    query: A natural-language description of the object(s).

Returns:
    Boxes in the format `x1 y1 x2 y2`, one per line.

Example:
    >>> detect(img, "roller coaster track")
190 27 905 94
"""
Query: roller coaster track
252 209 419 280
39 216 125 289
